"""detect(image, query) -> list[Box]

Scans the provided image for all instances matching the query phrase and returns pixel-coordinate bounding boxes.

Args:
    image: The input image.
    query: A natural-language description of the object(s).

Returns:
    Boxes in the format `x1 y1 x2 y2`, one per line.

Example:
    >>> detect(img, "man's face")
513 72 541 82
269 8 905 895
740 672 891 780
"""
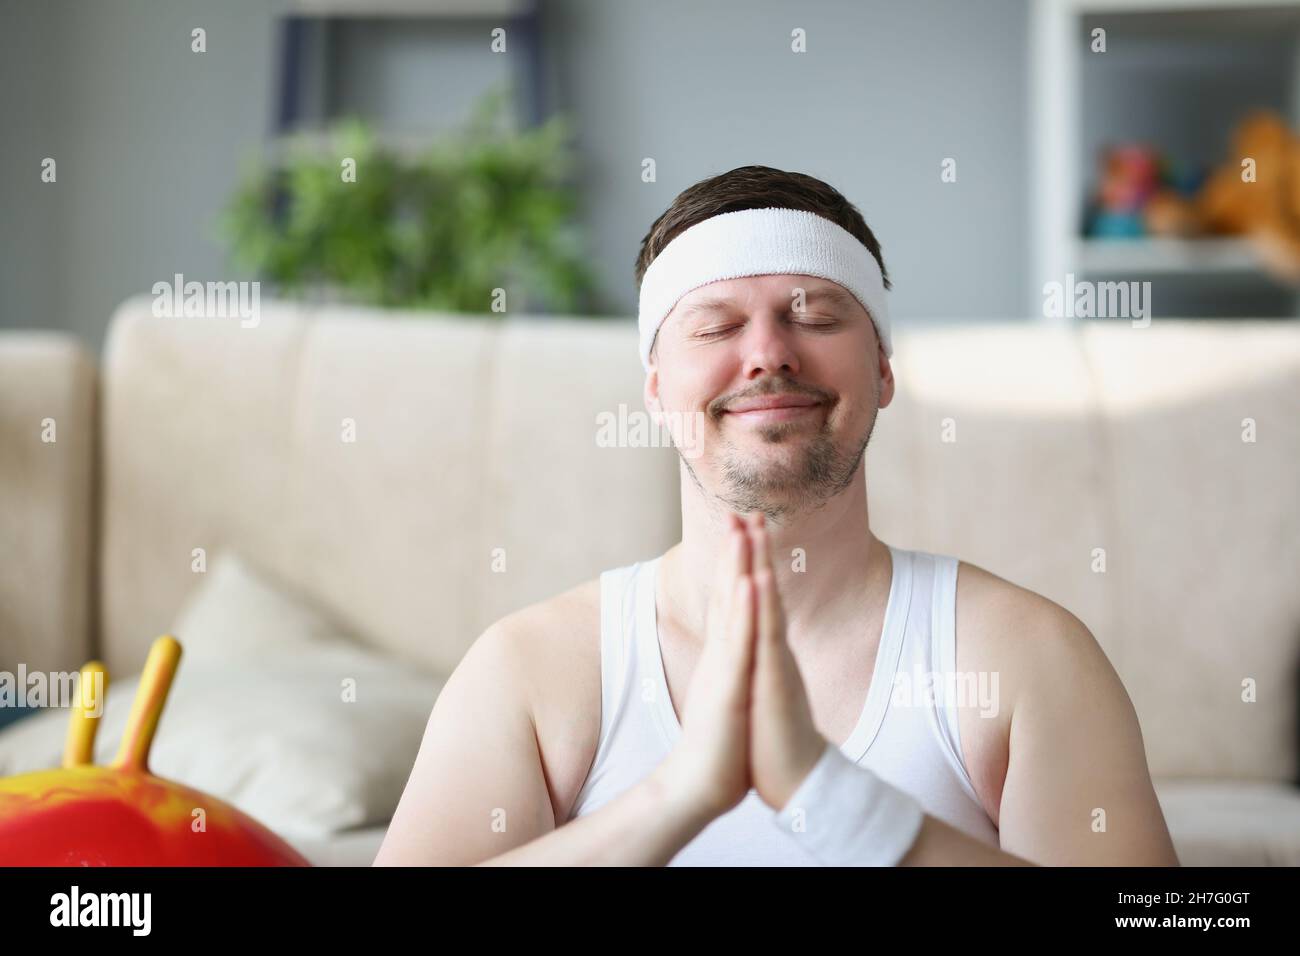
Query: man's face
645 274 894 521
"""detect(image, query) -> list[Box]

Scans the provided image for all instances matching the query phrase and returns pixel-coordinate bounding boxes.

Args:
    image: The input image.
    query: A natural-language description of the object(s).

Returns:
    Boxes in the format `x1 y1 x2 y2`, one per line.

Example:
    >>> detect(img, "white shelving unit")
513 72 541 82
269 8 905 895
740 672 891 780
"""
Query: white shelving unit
1029 0 1300 320
1075 236 1261 273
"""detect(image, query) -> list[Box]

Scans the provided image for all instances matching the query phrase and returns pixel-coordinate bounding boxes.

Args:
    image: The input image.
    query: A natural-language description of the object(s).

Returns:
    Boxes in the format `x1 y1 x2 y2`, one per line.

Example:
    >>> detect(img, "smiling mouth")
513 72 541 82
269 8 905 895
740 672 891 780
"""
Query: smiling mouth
722 397 823 424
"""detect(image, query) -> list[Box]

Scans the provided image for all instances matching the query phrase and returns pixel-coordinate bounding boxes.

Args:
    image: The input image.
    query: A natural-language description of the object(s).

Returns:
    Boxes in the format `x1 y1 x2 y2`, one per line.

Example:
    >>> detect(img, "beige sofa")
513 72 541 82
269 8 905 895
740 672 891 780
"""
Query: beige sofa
1 294 1297 866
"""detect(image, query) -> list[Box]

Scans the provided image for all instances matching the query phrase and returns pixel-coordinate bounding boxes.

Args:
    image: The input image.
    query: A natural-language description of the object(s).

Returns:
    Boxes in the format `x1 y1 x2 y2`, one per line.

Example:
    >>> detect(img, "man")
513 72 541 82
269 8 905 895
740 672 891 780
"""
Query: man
374 166 1180 866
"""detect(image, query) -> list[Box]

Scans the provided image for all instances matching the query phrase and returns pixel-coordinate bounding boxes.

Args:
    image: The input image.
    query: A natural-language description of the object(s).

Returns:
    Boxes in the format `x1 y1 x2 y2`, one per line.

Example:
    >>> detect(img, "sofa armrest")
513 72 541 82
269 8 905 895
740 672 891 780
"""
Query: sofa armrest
0 332 96 679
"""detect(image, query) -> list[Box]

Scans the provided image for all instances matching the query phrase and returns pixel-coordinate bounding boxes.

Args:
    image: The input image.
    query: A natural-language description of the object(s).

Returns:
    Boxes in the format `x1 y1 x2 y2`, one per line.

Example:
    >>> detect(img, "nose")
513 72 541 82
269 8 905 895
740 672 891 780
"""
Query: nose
740 313 800 379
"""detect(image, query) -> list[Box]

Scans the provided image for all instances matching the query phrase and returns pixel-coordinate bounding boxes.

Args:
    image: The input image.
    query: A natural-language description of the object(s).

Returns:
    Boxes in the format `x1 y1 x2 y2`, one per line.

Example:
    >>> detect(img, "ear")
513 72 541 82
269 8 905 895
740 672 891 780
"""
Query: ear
876 341 896 410
643 361 662 421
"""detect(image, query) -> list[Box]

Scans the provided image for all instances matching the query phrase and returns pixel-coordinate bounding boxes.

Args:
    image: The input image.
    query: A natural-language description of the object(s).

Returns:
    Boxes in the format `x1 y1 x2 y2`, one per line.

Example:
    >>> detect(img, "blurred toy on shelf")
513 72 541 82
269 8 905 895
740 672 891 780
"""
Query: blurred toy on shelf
1196 110 1300 283
1085 109 1300 284
1088 143 1168 238
1086 141 1208 239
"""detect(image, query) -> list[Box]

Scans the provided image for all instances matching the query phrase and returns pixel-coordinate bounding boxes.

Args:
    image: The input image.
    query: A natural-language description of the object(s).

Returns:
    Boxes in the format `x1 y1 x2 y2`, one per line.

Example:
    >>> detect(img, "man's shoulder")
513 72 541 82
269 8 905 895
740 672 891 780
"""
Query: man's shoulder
952 556 1124 750
477 576 604 683
953 558 1103 668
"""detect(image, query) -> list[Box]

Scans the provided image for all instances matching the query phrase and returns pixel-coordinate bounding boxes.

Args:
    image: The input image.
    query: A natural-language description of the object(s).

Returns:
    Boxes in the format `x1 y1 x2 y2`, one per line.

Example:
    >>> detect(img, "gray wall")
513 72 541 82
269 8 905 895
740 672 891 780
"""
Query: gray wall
545 0 1029 323
0 0 1031 353
1 0 284 351
0 0 61 337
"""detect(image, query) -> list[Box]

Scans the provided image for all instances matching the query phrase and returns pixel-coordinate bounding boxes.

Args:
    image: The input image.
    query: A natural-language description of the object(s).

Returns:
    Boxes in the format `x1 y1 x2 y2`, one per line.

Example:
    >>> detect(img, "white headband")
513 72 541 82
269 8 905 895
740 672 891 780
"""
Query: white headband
636 206 891 370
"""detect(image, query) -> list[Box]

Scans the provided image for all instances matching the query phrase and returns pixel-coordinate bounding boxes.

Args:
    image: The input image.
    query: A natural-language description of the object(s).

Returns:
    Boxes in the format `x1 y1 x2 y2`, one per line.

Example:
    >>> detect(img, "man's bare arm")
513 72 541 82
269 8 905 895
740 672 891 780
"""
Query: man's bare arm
373 619 711 866
898 815 1035 865
988 602 1180 866
478 762 712 866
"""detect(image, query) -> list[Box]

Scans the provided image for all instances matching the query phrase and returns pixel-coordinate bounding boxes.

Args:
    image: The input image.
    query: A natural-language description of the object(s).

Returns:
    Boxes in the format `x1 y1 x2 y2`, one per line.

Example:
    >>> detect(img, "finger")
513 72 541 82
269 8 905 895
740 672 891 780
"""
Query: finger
755 565 783 651
733 514 752 578
729 574 753 644
743 514 782 648
714 523 740 588
708 528 747 640
724 575 757 702
748 511 774 580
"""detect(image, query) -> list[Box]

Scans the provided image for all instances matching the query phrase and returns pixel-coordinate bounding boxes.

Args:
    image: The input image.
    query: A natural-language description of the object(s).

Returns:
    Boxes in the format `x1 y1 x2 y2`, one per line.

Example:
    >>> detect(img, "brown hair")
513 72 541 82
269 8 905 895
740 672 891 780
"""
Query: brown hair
633 165 891 292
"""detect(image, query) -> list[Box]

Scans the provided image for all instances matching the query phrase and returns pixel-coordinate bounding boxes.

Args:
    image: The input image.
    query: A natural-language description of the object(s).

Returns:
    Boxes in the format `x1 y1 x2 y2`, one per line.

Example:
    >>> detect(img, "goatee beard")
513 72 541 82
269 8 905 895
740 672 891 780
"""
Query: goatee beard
679 407 877 524
714 415 873 522
677 377 882 524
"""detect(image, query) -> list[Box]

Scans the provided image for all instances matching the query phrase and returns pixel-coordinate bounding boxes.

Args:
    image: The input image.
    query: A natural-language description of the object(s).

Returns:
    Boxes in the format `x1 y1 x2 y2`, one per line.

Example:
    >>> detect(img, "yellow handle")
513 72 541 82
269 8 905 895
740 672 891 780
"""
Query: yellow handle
112 635 183 772
61 660 109 768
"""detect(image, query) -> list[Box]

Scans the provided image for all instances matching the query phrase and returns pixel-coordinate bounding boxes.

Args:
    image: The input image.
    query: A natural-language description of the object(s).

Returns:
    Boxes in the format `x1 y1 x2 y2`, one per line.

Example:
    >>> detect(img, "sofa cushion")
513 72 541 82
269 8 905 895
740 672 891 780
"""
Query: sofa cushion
285 826 389 867
0 551 442 841
1155 778 1300 866
1084 322 1300 781
97 298 680 680
0 332 96 676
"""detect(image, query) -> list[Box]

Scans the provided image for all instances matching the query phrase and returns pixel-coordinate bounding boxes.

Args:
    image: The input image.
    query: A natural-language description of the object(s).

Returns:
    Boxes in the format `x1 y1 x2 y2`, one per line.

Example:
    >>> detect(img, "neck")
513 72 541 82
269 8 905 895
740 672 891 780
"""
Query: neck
660 461 890 649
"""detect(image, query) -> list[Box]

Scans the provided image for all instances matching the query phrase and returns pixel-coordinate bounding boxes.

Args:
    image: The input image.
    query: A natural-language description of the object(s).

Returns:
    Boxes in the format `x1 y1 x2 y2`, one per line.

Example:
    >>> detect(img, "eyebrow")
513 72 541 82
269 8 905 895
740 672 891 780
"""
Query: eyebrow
675 296 737 320
800 287 858 311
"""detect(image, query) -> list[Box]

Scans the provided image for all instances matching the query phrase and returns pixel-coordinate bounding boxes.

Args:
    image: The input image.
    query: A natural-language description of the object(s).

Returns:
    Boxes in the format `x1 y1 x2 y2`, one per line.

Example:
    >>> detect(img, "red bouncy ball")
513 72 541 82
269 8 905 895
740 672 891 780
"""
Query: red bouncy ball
0 636 310 866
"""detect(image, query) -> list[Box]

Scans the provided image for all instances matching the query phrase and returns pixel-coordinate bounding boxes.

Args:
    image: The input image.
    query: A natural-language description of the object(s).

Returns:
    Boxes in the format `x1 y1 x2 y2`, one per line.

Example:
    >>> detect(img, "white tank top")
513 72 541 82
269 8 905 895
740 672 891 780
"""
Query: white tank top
567 544 1000 865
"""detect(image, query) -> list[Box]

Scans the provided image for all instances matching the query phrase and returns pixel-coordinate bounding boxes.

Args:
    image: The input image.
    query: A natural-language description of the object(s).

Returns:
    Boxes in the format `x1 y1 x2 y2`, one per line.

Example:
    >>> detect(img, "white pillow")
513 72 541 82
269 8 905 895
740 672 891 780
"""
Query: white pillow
0 551 443 840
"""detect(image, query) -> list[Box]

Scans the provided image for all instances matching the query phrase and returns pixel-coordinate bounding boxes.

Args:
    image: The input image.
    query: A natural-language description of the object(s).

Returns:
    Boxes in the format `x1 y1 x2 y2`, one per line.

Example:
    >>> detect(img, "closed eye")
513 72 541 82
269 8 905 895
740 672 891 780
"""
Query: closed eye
695 316 841 339
789 316 840 330
695 325 742 340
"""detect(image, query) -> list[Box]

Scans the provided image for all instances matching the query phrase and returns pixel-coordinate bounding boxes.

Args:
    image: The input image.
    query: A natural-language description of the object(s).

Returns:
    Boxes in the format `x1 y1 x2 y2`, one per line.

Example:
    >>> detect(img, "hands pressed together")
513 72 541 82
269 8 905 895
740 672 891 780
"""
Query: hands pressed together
657 511 830 822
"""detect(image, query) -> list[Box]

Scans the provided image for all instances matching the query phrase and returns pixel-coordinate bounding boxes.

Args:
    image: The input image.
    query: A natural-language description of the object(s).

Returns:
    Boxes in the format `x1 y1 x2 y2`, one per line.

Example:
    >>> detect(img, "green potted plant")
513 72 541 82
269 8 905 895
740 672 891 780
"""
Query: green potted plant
219 85 597 315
